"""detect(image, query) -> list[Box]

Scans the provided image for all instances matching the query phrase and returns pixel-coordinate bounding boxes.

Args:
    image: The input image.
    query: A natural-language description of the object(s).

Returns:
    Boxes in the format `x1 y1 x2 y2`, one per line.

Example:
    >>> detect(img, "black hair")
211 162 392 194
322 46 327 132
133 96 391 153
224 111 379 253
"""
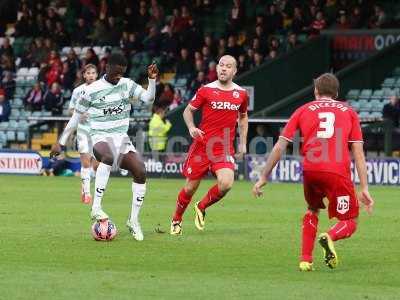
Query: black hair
107 53 128 67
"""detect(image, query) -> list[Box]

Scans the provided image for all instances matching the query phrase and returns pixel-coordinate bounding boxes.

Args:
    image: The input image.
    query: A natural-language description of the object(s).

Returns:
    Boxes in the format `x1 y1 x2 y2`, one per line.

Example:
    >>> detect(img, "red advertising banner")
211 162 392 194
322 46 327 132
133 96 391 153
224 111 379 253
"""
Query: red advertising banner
323 29 400 69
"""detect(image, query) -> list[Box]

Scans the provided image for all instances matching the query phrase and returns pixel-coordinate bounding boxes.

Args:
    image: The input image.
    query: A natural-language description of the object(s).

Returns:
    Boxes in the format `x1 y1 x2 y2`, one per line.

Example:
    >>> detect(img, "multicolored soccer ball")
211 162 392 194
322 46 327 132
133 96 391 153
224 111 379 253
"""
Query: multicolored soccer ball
91 219 117 241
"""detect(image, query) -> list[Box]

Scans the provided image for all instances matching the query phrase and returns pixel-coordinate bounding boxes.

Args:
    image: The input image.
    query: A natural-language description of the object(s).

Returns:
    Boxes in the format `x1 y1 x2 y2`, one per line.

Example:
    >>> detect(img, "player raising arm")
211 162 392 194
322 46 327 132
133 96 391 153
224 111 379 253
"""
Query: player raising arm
170 55 249 235
52 54 158 241
253 73 374 271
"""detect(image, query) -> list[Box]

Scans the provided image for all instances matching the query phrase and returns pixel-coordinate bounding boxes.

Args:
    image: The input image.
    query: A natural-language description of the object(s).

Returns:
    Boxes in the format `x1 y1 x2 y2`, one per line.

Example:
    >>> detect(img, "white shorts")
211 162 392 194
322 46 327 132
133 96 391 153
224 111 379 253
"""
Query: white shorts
77 130 92 154
92 133 136 157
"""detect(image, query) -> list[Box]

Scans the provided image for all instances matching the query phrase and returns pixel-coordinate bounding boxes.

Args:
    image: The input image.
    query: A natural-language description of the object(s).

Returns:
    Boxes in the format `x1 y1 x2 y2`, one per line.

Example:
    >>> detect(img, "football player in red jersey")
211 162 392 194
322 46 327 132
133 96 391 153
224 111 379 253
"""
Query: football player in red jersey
170 55 249 235
253 73 374 271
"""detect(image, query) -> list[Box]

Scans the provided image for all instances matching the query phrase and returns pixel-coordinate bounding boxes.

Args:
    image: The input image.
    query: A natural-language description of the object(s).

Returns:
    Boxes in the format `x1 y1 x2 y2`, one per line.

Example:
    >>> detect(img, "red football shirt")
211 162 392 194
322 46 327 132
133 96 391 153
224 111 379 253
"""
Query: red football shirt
189 81 248 154
281 97 363 178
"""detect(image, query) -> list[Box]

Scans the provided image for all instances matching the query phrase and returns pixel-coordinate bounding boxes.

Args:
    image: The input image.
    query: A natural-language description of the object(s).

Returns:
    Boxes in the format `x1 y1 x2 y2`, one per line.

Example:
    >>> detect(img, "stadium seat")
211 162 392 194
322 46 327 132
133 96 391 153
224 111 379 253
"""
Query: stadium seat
0 132 6 144
28 68 39 77
18 120 29 130
370 99 382 112
17 68 29 77
6 131 16 141
10 109 20 120
382 78 396 88
9 120 18 130
359 89 372 99
62 47 71 55
346 89 360 100
73 47 82 55
370 89 384 100
0 122 9 130
358 99 369 111
17 131 26 142
349 100 360 111
370 111 382 118
359 111 370 118
42 111 52 117
12 98 23 108
93 46 102 55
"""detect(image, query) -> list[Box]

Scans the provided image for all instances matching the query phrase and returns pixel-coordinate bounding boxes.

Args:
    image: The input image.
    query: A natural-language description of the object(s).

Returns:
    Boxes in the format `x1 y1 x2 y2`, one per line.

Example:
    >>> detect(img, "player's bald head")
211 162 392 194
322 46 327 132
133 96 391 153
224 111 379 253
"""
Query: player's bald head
219 55 237 69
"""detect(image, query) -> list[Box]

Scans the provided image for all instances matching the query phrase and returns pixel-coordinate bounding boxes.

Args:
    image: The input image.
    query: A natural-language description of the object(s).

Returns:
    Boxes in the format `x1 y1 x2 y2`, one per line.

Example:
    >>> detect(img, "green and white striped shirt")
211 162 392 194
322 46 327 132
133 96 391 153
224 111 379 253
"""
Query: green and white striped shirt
75 76 150 136
69 83 90 133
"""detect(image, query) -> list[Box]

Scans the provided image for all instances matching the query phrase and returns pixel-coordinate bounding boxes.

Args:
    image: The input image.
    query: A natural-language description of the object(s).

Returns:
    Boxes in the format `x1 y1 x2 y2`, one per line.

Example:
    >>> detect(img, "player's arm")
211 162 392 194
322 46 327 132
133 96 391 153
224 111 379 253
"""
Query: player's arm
237 112 248 157
351 142 374 214
50 93 89 157
252 137 289 197
132 64 158 104
183 104 204 139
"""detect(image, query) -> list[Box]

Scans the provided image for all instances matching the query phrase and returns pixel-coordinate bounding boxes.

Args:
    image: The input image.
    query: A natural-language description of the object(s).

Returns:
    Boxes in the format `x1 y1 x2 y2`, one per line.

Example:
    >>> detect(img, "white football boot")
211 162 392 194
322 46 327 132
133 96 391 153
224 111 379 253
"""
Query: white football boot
90 208 109 221
126 218 144 241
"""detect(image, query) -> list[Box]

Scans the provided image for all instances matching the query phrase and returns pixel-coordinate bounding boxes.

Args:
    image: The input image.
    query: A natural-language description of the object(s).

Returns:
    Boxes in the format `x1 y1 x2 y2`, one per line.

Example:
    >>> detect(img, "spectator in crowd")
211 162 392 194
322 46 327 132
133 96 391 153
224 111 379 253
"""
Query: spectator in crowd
169 89 183 110
44 82 63 115
253 52 264 67
335 12 351 30
225 35 242 58
66 49 81 78
158 83 174 106
371 4 388 28
148 104 172 153
254 124 267 154
83 48 99 67
60 62 74 91
72 18 91 46
0 89 11 122
143 26 162 56
24 81 44 111
227 0 245 33
190 71 207 93
383 95 400 128
0 38 14 58
310 11 327 36
1 71 16 100
266 4 283 34
291 7 308 34
237 54 249 74
286 33 301 52
175 48 194 78
206 61 217 82
53 21 69 48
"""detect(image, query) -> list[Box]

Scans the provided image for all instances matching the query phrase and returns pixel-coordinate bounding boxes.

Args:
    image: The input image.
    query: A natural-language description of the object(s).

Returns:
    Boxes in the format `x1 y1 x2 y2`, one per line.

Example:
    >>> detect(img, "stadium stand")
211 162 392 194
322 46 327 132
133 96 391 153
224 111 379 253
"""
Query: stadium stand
0 0 399 150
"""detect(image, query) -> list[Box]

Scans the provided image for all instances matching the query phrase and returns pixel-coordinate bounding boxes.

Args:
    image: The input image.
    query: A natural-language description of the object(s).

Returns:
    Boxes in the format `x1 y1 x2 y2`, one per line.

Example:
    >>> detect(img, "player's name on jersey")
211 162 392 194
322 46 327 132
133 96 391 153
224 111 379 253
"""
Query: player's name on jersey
308 102 348 112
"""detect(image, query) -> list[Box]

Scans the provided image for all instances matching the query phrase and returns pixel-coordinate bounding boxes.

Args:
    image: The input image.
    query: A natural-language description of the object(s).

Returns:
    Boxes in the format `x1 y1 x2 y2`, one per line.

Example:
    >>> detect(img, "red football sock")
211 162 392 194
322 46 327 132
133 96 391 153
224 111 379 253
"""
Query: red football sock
301 212 319 263
328 219 357 241
197 184 223 211
173 188 192 221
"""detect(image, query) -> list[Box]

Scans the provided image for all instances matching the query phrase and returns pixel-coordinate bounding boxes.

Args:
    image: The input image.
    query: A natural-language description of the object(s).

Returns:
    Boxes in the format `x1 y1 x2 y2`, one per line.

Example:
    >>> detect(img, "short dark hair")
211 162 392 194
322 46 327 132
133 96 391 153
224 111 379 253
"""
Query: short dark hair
314 73 339 98
107 53 128 67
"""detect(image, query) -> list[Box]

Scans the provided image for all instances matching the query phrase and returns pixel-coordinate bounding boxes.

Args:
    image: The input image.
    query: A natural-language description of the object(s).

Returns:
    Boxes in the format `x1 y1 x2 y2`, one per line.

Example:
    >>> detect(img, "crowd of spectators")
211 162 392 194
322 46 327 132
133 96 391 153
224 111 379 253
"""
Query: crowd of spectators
0 0 396 116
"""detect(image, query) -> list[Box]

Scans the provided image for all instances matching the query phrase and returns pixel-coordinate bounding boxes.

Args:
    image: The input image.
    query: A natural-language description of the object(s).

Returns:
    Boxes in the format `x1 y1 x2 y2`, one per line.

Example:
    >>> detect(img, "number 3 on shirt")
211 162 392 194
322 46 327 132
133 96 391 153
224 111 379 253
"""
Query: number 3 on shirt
317 112 335 138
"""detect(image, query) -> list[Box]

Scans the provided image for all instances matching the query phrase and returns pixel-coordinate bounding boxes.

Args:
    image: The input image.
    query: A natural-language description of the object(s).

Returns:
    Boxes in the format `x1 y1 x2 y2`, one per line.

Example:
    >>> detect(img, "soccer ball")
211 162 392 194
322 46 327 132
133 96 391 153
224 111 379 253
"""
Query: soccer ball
91 219 117 241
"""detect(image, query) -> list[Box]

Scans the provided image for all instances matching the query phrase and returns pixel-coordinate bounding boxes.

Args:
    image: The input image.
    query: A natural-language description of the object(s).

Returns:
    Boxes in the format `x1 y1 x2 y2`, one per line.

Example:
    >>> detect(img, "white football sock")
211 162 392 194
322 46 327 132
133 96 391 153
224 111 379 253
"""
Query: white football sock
92 163 112 210
81 167 91 195
130 182 146 222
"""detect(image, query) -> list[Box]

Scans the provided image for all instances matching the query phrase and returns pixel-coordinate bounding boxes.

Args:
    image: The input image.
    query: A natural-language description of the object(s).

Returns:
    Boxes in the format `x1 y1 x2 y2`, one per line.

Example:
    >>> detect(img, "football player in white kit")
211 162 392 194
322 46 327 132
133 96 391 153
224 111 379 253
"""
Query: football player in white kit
56 64 98 204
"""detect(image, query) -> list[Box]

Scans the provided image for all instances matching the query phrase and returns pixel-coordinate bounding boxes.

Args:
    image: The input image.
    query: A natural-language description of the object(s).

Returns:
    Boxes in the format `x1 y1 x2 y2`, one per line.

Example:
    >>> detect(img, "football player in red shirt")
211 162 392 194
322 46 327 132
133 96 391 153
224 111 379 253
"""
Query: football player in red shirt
170 55 249 235
253 73 374 271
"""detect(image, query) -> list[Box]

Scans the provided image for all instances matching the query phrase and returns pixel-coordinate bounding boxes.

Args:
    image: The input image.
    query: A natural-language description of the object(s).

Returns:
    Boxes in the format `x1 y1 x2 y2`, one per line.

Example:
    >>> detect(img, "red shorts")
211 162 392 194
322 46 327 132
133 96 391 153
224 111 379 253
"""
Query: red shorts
182 141 235 180
303 171 359 220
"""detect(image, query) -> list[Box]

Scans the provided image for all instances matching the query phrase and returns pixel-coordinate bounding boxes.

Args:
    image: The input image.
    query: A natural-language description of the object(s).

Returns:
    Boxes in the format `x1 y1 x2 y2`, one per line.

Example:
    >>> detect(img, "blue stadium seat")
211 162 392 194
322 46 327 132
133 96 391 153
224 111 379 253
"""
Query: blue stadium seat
17 131 26 142
346 89 360 100
6 131 16 141
0 122 9 130
382 78 396 88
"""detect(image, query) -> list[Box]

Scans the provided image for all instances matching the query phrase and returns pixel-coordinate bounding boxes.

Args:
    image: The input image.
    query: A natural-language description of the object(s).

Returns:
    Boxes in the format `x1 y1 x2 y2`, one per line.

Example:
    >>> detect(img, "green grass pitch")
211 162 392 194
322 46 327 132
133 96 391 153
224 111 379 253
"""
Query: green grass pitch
1 175 399 299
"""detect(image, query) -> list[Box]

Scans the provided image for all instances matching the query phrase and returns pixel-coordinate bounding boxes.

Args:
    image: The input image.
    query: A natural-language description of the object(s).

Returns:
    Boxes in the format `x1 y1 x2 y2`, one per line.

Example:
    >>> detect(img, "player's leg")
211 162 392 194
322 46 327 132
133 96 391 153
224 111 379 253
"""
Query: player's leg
171 178 202 235
299 171 326 271
119 151 147 241
195 167 234 231
299 208 320 272
91 142 114 220
80 153 92 204
171 142 209 235
77 131 92 204
319 174 359 269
